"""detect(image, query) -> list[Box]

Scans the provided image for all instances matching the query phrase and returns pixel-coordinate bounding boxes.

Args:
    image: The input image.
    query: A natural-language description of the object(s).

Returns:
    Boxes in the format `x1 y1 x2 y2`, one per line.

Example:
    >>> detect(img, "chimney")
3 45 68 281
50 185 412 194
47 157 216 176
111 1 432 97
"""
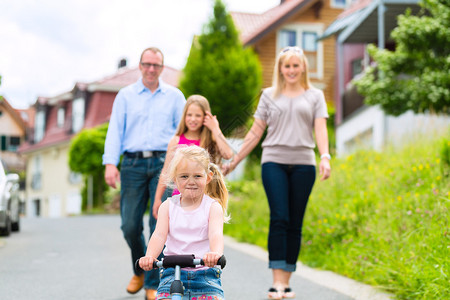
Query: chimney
118 58 127 69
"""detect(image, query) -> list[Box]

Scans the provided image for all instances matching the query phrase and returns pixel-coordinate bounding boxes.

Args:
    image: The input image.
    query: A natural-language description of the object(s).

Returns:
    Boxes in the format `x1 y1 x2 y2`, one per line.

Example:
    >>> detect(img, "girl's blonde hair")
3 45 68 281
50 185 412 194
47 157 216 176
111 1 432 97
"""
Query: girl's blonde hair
175 95 220 164
167 145 230 222
272 47 312 98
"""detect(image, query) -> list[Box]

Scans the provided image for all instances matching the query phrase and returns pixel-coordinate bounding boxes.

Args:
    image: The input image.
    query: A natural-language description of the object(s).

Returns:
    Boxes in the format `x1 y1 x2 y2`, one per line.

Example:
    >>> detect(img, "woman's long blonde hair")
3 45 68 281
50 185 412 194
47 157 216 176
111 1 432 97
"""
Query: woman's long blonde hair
167 145 230 223
175 95 220 164
272 47 312 98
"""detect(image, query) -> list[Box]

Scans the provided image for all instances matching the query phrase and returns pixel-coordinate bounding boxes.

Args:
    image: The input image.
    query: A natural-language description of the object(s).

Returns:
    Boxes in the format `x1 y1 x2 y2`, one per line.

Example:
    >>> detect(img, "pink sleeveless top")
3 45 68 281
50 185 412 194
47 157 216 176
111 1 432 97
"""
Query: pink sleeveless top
163 194 215 269
178 133 200 147
172 134 201 196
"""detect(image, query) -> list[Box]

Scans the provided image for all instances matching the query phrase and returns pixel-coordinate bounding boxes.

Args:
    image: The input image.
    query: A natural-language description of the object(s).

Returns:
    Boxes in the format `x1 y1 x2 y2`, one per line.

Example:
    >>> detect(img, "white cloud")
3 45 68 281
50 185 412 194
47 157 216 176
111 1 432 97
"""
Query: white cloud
0 0 279 108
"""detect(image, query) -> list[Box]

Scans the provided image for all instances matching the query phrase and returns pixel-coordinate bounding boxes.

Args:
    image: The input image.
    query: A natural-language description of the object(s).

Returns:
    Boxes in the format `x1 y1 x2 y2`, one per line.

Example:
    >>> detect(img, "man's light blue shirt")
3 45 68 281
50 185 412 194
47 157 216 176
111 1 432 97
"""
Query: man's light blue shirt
102 78 185 166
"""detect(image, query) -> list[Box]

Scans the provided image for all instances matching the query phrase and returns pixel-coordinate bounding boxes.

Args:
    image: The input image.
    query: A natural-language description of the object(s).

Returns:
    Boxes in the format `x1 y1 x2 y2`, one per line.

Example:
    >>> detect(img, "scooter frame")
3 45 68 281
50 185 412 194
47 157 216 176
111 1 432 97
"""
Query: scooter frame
136 254 226 300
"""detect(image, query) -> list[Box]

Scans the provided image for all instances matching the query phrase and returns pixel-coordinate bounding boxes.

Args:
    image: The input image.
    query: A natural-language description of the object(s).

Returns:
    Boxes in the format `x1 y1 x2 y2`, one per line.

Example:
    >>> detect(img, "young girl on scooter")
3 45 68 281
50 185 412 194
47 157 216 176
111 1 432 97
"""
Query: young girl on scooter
139 145 229 300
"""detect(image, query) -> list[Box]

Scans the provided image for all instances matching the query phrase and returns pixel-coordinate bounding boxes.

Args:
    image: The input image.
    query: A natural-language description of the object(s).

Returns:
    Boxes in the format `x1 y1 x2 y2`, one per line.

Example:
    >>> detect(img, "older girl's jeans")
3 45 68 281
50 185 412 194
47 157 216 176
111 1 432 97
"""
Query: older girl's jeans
120 153 171 290
261 162 316 272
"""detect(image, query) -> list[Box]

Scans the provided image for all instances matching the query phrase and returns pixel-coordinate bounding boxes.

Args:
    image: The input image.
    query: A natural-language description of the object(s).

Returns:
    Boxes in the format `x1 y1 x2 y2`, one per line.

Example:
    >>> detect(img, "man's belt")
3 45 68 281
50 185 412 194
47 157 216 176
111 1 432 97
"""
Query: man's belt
124 151 166 158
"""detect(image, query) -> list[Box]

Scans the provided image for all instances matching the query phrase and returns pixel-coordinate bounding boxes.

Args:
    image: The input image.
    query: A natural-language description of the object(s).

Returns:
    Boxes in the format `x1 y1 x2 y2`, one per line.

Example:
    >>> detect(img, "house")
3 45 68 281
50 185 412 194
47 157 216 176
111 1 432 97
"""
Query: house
19 63 180 217
319 0 450 155
231 0 348 105
0 97 27 173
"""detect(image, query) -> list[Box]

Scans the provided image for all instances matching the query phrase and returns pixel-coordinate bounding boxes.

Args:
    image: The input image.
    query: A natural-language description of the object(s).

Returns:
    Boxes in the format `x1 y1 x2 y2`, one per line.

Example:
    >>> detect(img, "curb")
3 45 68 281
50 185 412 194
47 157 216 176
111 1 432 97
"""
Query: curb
224 235 393 300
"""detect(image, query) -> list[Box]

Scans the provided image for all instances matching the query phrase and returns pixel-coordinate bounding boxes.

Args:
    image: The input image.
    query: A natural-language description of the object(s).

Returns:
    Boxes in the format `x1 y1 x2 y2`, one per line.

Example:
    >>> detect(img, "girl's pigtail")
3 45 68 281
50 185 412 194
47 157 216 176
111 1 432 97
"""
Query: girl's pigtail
206 163 230 223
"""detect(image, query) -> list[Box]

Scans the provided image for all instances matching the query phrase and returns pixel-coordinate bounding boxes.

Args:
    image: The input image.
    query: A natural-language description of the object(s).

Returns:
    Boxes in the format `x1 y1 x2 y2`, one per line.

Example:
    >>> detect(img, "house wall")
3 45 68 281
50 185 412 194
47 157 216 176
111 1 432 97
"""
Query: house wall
0 108 23 136
336 105 386 156
25 143 83 218
0 103 26 171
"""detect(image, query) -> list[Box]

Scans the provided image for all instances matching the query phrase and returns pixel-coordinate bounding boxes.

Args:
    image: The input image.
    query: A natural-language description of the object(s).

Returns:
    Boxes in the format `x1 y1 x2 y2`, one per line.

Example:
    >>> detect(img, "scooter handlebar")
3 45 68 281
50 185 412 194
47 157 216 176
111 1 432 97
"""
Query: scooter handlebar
135 254 226 273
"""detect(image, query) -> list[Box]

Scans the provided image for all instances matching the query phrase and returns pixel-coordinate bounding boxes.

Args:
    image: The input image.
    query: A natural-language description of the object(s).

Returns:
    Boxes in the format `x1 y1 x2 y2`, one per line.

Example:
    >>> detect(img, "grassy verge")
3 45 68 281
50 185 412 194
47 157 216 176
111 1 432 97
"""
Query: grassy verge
224 136 449 300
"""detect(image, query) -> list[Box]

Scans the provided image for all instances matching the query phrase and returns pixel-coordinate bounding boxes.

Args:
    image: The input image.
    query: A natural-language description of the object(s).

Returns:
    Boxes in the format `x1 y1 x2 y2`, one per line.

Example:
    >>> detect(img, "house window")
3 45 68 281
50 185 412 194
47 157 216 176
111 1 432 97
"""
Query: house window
279 30 296 47
351 58 363 78
57 107 65 128
1 136 21 151
277 24 324 79
35 110 46 142
31 155 42 190
302 31 318 74
331 0 350 8
72 98 85 133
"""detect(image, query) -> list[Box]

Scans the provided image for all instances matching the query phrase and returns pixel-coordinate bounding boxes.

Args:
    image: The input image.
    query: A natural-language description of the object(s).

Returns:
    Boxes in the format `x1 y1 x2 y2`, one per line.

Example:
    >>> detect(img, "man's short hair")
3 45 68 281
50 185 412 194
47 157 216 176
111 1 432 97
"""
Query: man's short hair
140 47 164 65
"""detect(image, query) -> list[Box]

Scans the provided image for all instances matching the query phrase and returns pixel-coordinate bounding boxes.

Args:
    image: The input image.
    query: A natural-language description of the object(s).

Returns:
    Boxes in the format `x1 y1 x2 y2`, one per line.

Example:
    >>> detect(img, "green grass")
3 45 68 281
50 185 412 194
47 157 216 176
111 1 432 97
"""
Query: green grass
224 136 450 300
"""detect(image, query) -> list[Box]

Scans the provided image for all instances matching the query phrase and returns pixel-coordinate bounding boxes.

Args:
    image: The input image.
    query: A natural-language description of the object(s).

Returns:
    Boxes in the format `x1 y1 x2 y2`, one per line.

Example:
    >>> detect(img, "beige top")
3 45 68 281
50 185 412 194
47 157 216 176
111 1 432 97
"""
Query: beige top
253 87 328 165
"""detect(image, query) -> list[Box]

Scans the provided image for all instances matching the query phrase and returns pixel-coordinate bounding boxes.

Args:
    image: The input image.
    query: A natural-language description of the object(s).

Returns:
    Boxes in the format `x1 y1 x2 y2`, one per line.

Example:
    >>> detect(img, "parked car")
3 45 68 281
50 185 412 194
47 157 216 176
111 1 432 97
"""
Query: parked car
0 160 21 236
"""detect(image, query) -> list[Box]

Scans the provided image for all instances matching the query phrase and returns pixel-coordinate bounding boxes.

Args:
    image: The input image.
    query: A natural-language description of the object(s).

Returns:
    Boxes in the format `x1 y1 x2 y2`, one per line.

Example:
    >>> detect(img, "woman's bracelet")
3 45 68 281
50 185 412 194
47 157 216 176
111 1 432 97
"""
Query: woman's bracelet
320 153 331 160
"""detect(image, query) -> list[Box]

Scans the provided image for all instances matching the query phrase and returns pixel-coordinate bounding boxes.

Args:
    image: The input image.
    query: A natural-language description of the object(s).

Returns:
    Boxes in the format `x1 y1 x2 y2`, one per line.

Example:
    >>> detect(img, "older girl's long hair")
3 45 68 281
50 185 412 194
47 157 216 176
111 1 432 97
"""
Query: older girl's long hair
272 47 312 98
167 145 230 223
175 95 220 164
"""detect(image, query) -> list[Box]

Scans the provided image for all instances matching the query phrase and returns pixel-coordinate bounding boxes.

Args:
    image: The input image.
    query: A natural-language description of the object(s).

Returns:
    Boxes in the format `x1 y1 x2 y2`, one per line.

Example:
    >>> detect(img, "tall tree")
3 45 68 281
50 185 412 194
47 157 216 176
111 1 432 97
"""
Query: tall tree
180 0 262 136
354 0 450 116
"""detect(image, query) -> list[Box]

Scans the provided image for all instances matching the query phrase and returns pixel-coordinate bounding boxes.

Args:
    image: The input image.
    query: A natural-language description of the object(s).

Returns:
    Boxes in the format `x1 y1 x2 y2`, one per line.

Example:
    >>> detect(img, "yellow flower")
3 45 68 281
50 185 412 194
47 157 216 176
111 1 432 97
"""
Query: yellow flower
436 176 441 181
419 164 423 170
323 219 328 223
436 158 441 164
412 166 417 172
397 196 402 201
341 215 347 221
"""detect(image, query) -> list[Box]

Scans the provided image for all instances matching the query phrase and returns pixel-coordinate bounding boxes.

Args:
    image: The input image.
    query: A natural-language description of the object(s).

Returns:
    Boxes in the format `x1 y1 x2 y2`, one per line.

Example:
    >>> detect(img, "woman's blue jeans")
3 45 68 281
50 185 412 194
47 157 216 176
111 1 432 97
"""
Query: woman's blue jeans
261 162 316 272
120 153 171 290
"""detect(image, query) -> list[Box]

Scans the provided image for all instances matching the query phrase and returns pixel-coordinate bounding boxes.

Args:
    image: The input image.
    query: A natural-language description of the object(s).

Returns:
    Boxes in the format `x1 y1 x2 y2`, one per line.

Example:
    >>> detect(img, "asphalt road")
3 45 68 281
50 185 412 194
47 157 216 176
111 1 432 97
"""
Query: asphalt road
0 215 387 300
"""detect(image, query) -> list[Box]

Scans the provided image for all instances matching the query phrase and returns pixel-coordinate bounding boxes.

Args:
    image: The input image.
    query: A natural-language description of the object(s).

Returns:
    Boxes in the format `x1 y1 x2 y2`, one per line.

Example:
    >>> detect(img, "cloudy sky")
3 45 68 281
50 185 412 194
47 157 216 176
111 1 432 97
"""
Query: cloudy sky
0 0 280 109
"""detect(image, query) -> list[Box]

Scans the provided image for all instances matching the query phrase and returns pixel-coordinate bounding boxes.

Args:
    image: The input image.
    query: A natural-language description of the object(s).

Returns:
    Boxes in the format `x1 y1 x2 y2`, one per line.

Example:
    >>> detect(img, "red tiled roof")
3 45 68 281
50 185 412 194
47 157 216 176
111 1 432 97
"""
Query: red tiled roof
231 0 313 45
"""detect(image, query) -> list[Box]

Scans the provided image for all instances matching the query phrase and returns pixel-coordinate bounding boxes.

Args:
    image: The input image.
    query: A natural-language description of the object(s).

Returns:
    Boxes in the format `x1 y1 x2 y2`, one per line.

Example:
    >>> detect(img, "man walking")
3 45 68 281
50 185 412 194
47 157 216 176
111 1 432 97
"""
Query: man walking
103 47 185 299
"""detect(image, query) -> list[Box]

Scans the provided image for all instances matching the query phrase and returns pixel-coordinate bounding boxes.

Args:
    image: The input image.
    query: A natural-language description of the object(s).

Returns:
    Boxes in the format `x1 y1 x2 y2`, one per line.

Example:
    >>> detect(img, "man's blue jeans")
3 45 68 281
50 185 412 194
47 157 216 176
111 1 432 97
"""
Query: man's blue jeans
120 153 171 290
261 162 316 272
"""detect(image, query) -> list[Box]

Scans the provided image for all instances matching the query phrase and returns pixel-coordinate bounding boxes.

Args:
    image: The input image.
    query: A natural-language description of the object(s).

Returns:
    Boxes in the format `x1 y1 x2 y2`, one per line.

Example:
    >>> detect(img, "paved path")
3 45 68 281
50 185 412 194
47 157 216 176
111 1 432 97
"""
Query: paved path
0 215 391 299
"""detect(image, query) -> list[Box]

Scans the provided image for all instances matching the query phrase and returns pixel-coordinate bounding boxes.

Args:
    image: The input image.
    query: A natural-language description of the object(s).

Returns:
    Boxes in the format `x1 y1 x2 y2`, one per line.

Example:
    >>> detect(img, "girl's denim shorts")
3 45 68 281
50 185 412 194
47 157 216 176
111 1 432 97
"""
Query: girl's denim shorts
156 267 224 300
